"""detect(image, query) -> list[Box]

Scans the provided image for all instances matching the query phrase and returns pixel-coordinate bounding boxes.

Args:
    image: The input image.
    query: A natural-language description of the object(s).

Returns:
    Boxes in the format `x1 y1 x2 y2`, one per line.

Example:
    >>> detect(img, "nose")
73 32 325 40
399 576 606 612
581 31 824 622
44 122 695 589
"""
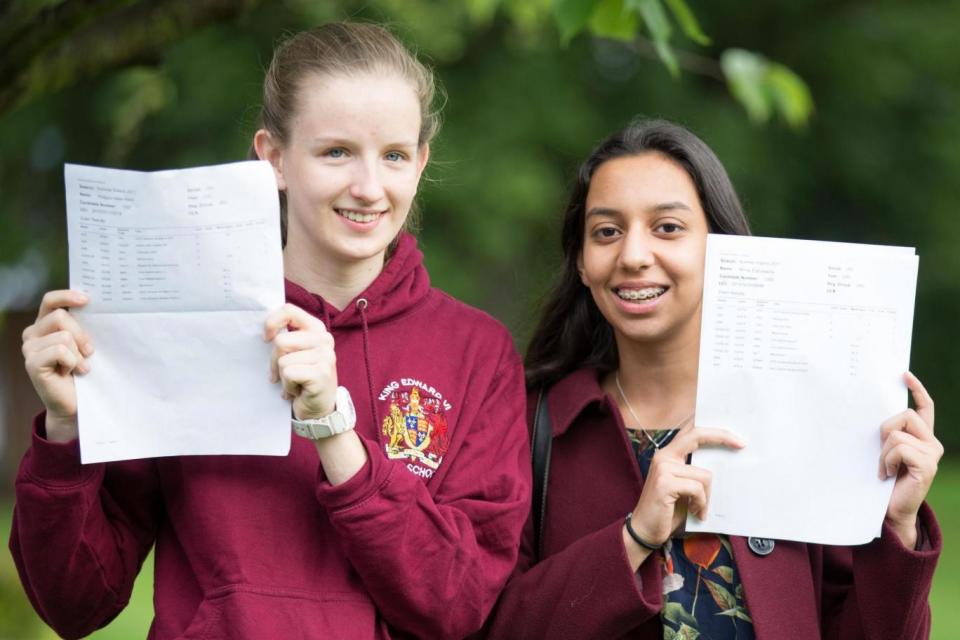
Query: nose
349 157 385 203
618 227 655 271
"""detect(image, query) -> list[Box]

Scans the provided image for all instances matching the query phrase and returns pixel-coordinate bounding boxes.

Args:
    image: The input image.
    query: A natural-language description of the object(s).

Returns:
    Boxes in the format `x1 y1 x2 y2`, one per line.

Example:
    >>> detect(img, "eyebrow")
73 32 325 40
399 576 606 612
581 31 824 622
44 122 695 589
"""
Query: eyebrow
310 137 419 148
585 201 692 219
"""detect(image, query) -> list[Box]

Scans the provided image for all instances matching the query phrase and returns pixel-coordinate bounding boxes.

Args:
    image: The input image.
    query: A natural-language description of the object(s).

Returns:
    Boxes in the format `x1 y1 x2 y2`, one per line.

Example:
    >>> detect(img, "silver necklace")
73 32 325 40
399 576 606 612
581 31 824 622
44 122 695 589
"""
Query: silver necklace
614 372 694 450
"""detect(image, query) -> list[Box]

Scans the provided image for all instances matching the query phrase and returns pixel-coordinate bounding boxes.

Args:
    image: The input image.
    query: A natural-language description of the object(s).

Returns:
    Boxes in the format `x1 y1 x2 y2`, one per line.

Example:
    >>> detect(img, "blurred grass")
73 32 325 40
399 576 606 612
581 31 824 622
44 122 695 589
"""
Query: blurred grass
1 460 957 638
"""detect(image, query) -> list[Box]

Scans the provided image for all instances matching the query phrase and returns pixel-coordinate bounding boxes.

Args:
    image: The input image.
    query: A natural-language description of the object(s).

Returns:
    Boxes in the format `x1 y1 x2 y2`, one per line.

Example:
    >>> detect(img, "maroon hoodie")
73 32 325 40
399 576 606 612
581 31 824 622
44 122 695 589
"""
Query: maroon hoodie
10 233 532 639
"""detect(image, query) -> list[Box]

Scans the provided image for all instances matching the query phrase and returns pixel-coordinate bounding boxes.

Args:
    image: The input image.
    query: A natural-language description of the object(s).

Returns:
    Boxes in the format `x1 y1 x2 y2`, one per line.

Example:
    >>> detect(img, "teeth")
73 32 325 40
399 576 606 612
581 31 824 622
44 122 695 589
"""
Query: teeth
338 209 380 223
617 287 665 301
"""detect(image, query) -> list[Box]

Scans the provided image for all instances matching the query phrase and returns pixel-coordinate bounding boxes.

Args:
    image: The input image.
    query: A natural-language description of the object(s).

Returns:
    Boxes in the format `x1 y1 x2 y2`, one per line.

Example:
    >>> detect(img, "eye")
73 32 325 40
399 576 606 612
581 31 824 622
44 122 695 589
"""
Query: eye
324 147 347 159
385 151 407 162
656 222 685 234
591 226 621 240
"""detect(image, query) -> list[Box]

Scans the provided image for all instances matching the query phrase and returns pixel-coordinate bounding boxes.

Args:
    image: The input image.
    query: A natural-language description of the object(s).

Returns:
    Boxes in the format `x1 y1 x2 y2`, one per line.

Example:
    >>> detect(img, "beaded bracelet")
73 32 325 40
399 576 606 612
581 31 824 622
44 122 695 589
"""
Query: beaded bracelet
624 512 664 551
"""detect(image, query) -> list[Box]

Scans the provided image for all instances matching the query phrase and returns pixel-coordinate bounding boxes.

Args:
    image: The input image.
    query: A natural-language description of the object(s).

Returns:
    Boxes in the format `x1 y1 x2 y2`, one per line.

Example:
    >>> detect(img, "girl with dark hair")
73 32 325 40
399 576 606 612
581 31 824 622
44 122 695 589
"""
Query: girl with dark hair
486 119 942 639
12 22 530 639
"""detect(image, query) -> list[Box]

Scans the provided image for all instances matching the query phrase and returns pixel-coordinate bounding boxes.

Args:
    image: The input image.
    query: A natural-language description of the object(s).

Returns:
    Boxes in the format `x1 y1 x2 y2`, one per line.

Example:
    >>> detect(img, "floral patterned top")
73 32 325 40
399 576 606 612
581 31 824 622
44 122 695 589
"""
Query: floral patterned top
628 428 756 640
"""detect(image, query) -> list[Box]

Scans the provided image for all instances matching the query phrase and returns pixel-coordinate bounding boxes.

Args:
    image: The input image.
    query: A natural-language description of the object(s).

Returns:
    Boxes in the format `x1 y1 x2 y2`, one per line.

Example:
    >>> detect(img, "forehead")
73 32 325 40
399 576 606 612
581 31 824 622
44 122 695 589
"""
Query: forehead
290 71 422 142
587 153 701 208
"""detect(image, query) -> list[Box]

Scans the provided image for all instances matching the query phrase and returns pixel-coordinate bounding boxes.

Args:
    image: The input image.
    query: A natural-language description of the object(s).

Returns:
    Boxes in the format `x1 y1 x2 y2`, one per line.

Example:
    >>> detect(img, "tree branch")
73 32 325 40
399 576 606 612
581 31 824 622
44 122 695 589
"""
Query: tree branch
0 0 260 117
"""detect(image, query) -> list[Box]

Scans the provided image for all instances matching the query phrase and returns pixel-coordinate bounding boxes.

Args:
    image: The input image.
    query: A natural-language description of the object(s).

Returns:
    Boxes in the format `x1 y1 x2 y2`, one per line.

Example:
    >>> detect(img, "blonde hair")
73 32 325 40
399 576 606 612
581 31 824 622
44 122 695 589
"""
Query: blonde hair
251 22 442 242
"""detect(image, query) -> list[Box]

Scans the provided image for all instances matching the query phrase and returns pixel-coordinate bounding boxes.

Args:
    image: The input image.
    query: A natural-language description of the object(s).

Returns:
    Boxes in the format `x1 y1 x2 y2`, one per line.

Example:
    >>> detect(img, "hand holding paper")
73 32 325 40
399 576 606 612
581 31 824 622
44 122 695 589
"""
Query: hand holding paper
63 161 290 463
689 234 924 545
880 372 941 547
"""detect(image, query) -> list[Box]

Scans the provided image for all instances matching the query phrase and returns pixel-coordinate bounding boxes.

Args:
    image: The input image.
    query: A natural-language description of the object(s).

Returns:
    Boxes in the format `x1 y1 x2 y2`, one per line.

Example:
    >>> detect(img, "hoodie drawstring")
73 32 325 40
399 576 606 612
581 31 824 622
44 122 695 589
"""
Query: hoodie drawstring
356 298 379 430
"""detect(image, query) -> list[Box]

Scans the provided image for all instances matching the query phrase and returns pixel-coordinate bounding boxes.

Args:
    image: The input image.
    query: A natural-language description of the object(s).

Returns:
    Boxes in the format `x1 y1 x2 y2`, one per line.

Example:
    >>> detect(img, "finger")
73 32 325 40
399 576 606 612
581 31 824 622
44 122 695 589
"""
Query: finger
905 372 934 431
24 308 94 356
880 409 934 443
264 304 326 341
664 426 746 458
277 349 333 373
880 440 938 483
23 331 88 374
654 458 713 484
36 290 89 321
672 477 709 520
273 328 333 354
878 429 941 478
270 334 335 383
279 363 329 398
26 343 85 377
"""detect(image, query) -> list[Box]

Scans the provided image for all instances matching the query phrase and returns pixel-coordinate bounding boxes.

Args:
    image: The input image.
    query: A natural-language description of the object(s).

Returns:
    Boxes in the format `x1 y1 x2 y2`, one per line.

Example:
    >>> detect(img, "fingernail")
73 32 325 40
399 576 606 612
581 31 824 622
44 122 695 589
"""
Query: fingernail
76 362 89 375
81 342 94 356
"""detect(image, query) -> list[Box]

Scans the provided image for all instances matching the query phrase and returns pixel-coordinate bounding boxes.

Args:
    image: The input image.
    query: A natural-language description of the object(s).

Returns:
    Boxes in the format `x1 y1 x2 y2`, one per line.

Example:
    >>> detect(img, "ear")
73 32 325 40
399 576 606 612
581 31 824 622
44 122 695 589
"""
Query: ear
576 253 588 286
415 143 430 181
253 129 287 191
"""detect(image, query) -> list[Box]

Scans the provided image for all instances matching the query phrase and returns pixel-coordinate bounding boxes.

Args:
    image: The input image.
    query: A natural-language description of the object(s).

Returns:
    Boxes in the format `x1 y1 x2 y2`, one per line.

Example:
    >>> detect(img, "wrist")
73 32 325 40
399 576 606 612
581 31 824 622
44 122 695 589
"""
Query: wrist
621 522 654 572
44 412 79 443
292 387 356 440
887 514 919 548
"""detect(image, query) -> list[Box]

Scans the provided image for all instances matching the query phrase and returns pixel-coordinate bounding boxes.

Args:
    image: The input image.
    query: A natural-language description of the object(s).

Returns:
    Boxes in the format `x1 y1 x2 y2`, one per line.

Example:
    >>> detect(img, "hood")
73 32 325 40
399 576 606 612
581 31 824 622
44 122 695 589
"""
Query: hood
284 232 432 329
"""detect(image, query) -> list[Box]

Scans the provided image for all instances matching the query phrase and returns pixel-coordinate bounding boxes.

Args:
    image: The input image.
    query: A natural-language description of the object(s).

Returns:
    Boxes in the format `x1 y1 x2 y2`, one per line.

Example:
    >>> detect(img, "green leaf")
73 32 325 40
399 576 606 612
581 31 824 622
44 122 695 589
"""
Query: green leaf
553 0 594 44
718 606 754 623
664 0 710 45
662 602 699 628
665 627 678 640
718 536 733 556
767 62 814 128
712 565 735 584
736 584 745 601
720 48 814 129
652 37 680 76
634 0 672 40
677 623 701 640
720 48 772 123
705 578 737 610
588 0 639 42
635 0 679 76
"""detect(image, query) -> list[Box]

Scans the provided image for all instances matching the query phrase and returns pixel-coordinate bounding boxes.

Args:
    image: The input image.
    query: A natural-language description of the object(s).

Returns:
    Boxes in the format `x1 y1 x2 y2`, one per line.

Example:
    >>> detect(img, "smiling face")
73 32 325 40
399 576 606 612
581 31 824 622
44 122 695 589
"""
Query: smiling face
258 72 429 280
578 152 710 347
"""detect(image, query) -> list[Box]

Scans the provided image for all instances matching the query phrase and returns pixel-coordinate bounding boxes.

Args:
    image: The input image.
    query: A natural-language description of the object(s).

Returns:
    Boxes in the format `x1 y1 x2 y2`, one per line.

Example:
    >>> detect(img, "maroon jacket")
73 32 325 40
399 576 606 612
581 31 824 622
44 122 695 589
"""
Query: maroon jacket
10 233 532 640
485 368 941 639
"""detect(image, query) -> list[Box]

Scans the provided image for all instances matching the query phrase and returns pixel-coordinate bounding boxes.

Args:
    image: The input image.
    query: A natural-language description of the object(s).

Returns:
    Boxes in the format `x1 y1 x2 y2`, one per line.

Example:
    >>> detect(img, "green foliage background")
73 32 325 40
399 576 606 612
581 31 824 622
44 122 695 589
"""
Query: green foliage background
2 0 958 637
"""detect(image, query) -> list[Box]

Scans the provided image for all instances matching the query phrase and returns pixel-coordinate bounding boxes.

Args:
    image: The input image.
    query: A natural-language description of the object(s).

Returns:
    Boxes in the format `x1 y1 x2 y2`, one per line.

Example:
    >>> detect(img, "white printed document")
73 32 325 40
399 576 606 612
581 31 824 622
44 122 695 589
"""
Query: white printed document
689 234 918 545
66 162 290 463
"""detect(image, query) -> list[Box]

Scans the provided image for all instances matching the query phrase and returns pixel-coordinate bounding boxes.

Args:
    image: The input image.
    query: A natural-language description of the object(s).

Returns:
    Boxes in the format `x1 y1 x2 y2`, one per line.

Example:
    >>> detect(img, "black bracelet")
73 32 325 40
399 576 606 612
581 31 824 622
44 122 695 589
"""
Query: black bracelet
624 513 664 551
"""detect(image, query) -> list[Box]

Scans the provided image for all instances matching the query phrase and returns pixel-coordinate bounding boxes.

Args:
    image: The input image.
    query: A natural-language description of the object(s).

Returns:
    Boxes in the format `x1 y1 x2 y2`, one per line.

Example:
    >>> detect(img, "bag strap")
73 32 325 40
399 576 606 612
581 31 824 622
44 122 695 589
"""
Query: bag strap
531 386 553 562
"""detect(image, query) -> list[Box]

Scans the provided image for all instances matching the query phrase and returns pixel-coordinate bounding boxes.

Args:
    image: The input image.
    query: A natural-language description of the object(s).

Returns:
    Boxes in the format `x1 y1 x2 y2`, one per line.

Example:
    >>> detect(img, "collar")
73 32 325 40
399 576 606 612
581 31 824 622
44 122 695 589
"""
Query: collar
283 232 430 329
543 367 611 437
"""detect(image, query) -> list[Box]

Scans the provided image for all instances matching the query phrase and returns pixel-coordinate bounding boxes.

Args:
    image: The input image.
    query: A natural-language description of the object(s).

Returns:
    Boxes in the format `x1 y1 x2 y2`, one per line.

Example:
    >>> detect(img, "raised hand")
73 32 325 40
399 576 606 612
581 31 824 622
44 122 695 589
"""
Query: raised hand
264 303 338 422
21 290 93 442
624 424 744 569
880 372 942 547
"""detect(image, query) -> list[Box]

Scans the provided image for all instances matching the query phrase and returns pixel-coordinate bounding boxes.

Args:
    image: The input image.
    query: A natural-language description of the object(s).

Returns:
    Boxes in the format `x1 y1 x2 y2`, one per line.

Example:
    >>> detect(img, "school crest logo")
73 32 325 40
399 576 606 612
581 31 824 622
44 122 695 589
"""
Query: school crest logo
380 379 452 477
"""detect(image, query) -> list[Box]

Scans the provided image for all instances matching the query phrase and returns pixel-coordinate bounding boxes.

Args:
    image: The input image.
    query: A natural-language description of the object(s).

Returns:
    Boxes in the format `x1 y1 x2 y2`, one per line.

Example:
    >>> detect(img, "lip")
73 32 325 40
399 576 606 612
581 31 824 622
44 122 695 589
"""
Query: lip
335 207 386 232
611 281 670 314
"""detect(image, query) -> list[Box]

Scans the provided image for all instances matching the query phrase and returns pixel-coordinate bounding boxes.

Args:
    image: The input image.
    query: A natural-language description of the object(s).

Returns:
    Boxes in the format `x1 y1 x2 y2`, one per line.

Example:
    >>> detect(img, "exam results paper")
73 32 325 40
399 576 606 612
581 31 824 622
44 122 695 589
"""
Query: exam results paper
65 161 290 463
689 234 918 545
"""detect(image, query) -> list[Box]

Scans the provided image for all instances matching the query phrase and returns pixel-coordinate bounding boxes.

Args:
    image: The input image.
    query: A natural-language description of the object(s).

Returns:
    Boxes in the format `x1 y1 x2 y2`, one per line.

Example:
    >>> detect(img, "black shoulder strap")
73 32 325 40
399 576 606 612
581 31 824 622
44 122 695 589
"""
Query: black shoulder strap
531 386 553 562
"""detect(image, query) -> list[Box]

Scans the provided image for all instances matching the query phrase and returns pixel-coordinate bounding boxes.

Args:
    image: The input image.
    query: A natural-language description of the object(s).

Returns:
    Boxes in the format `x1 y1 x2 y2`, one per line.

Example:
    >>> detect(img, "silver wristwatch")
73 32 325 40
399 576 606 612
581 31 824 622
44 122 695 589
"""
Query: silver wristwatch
291 386 357 440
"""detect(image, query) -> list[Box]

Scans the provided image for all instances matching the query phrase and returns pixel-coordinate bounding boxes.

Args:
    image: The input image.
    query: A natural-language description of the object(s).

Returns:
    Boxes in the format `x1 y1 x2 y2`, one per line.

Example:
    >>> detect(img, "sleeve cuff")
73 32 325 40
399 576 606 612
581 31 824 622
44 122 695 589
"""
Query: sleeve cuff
20 412 100 488
313 435 396 512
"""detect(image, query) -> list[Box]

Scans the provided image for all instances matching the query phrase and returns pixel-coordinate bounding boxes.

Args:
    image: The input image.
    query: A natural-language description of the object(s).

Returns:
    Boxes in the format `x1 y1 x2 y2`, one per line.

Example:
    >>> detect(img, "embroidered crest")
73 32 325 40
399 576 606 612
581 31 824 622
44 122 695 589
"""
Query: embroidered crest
380 380 451 476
